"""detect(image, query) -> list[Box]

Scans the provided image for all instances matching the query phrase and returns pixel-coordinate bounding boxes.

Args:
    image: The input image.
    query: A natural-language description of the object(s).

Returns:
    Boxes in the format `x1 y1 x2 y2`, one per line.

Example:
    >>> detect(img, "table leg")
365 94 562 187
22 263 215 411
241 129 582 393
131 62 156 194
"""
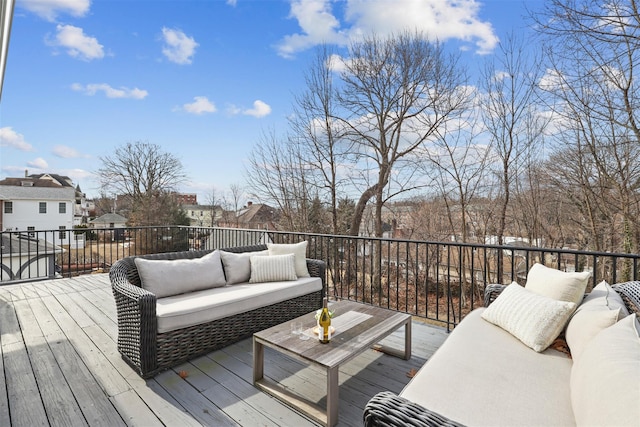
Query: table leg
253 338 264 383
326 366 339 427
404 319 412 360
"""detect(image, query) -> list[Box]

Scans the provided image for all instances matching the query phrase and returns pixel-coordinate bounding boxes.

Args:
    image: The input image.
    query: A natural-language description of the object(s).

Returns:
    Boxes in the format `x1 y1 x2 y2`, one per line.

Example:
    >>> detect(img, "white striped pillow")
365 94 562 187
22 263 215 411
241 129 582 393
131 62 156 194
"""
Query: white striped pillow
249 254 298 283
481 282 576 352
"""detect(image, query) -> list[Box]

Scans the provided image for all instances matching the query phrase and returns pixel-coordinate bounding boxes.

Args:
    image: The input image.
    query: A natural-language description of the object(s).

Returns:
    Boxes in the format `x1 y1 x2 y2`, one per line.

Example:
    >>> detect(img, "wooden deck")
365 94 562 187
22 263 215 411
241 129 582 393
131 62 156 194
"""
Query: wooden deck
0 274 449 427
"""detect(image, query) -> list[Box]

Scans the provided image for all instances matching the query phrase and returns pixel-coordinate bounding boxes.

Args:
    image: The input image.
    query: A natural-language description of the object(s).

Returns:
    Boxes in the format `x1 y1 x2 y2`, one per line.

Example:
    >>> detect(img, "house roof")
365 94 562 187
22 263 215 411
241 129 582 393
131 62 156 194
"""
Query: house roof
0 185 75 201
0 233 62 256
90 213 128 224
236 203 279 224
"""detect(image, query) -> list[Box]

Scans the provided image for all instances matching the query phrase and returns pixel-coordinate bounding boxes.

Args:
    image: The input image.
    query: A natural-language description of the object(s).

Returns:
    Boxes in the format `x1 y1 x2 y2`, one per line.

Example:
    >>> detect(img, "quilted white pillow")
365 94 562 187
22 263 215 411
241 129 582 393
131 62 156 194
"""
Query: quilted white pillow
134 250 226 298
481 282 576 352
249 254 297 283
570 314 640 427
525 263 591 305
268 241 310 278
566 281 629 360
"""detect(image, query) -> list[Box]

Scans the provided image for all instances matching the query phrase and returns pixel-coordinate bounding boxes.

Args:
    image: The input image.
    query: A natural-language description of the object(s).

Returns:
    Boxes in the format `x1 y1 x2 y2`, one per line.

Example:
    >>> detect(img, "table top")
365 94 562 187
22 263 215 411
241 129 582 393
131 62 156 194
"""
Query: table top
253 300 411 369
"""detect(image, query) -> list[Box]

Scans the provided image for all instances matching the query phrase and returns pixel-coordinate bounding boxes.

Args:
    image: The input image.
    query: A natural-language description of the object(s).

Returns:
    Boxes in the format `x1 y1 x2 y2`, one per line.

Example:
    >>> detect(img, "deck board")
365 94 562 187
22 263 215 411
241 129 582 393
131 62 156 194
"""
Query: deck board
0 274 449 426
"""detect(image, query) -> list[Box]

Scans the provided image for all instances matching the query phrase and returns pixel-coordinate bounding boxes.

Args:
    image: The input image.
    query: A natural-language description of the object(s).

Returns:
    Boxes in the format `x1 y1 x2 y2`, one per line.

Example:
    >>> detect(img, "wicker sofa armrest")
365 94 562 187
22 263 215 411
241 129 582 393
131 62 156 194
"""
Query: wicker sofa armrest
109 258 159 376
363 391 466 427
611 281 640 316
306 258 326 295
483 284 508 307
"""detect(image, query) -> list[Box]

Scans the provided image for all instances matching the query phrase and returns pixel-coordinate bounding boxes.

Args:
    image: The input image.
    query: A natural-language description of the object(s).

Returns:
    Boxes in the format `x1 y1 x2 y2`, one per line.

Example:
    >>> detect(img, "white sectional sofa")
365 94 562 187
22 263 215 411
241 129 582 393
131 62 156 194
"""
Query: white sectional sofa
364 264 640 427
109 242 325 378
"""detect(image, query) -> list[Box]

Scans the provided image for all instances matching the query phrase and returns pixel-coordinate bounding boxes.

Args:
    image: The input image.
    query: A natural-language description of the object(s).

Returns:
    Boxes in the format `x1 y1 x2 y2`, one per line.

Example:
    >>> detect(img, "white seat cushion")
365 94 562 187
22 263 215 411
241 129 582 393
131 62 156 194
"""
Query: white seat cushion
401 309 575 427
155 276 322 333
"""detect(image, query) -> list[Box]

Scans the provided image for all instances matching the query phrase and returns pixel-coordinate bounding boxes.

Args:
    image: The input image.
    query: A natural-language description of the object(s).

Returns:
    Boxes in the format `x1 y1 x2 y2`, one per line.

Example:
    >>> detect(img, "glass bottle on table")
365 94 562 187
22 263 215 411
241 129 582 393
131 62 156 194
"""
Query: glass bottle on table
319 297 331 344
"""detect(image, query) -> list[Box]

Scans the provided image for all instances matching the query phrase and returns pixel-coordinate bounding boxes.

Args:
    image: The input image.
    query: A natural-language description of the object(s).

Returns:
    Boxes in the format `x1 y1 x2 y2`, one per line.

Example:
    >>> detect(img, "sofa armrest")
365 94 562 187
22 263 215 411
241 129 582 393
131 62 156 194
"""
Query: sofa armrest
109 258 159 376
612 281 640 316
363 391 466 427
483 284 507 307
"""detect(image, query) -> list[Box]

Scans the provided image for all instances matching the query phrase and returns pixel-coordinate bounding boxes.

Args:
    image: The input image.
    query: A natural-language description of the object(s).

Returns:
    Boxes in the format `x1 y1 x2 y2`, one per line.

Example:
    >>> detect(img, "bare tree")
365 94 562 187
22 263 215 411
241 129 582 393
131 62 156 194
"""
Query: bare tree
245 130 313 231
289 46 350 234
535 0 640 257
335 31 469 237
479 33 548 245
97 141 188 226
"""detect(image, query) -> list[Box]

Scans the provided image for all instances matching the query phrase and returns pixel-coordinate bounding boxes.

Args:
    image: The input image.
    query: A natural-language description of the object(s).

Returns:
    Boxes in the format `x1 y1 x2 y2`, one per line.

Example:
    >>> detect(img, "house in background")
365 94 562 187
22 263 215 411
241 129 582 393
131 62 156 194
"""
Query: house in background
0 174 76 245
89 213 128 241
183 204 222 227
218 202 280 230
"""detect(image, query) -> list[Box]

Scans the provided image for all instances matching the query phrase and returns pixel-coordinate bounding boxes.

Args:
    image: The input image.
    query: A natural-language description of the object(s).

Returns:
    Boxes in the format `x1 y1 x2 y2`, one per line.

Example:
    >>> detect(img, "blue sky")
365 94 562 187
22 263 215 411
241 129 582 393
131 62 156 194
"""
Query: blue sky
0 0 536 202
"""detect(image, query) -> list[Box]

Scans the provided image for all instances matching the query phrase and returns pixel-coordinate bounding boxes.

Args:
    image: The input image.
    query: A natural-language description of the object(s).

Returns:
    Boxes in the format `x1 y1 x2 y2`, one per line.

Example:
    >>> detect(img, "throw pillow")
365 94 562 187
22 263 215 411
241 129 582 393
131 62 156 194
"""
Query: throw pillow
219 250 268 285
581 280 629 315
134 250 226 298
570 314 640 427
267 241 310 278
525 263 591 305
249 254 297 283
481 282 577 352
566 281 630 360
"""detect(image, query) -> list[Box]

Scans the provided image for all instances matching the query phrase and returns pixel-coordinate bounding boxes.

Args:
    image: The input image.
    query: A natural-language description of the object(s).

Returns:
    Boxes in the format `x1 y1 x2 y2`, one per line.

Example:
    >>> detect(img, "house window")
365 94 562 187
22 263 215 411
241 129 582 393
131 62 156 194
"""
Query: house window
39 202 47 214
59 226 67 239
59 202 66 214
4 201 12 214
27 226 35 237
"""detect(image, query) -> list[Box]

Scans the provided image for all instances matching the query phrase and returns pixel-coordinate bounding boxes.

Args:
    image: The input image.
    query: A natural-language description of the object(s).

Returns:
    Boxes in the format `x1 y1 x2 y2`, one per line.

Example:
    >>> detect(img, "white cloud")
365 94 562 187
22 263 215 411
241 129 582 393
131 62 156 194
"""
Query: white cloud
53 145 89 158
48 24 104 61
161 28 198 65
182 96 217 115
71 83 148 99
277 0 499 58
20 0 90 21
243 100 272 118
226 0 238 6
27 157 49 169
277 0 348 58
0 127 34 151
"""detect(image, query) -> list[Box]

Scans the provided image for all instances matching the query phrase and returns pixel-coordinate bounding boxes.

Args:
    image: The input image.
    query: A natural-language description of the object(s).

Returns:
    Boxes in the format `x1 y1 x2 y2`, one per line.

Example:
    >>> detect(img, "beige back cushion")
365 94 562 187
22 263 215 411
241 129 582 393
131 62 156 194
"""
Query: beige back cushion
268 241 310 278
565 281 630 360
570 314 640 426
134 250 226 298
525 263 591 305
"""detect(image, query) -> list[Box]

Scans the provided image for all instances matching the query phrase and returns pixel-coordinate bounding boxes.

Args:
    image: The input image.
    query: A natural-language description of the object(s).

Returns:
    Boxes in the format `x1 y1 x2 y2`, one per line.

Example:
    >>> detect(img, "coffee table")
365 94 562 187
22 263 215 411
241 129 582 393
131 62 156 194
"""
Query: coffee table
253 300 412 427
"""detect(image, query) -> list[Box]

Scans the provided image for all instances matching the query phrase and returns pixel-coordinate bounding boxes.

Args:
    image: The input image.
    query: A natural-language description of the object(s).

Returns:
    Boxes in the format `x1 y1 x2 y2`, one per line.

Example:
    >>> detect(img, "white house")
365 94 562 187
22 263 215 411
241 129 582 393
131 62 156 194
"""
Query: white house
0 185 75 245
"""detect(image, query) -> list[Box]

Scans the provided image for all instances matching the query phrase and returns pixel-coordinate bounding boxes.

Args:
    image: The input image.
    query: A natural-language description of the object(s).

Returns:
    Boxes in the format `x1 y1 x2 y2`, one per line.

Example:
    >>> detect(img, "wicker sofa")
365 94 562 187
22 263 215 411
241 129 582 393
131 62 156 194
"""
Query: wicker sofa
109 244 325 378
364 271 640 427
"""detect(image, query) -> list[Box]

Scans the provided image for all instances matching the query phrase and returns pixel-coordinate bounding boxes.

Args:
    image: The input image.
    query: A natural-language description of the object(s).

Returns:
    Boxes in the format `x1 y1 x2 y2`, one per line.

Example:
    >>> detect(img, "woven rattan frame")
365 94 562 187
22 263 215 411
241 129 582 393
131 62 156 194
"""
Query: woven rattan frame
363 391 465 427
110 244 326 378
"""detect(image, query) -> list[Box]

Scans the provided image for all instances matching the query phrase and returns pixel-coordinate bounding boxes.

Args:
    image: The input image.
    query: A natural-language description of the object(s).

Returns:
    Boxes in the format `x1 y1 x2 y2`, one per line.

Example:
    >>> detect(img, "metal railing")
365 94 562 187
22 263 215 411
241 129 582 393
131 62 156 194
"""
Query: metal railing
3 226 640 329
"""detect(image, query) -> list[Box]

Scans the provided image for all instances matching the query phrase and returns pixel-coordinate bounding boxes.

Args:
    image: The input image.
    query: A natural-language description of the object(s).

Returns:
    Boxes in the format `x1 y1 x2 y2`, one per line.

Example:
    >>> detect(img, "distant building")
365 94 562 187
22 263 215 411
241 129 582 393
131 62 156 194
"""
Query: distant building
89 213 128 242
182 204 222 227
173 192 197 205
0 171 91 236
219 201 280 230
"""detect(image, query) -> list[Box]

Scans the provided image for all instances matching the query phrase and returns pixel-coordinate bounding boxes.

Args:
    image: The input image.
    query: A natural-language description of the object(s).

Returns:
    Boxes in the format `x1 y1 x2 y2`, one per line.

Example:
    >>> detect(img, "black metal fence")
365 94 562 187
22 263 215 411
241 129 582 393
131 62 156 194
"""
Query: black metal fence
3 226 640 329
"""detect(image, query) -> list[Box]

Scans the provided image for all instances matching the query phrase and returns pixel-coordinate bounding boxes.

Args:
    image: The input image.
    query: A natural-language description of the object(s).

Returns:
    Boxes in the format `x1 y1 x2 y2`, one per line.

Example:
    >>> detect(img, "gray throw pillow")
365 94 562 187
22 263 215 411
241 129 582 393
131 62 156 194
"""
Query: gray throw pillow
219 250 268 285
